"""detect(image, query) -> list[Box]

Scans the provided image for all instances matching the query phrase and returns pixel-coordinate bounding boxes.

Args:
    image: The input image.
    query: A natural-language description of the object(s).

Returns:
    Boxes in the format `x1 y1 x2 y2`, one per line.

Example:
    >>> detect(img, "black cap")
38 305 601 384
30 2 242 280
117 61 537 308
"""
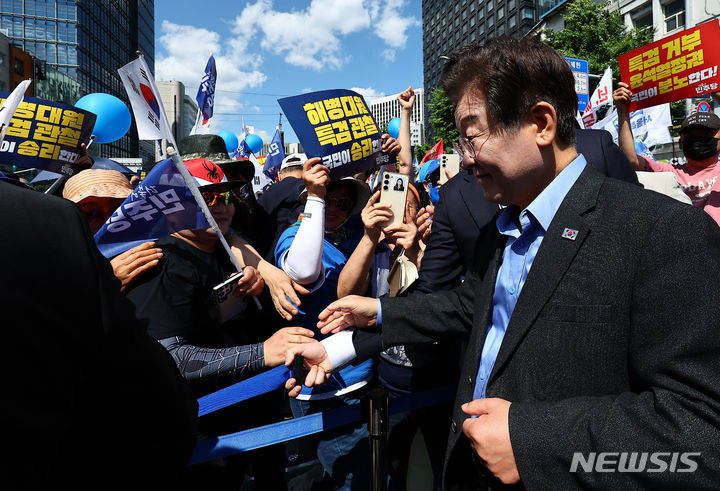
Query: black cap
679 112 720 133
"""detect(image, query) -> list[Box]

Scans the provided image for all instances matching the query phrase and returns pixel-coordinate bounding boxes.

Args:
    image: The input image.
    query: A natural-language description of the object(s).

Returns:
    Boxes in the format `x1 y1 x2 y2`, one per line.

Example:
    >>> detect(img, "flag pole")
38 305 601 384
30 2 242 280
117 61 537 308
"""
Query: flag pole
134 50 261 308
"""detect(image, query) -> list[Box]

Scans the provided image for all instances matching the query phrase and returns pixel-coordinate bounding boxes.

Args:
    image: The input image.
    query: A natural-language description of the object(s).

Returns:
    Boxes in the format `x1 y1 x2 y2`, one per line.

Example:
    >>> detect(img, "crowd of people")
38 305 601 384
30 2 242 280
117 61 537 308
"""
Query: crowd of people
3 34 720 491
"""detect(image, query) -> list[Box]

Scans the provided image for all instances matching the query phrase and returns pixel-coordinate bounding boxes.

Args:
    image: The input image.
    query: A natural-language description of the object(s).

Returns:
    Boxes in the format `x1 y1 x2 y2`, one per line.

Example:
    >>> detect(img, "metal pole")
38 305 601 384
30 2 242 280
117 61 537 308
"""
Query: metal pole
369 388 388 491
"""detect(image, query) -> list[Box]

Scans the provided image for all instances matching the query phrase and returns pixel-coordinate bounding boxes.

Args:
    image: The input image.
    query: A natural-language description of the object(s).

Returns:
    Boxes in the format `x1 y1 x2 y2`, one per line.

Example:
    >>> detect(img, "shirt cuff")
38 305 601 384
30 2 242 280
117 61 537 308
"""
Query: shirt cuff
320 330 356 370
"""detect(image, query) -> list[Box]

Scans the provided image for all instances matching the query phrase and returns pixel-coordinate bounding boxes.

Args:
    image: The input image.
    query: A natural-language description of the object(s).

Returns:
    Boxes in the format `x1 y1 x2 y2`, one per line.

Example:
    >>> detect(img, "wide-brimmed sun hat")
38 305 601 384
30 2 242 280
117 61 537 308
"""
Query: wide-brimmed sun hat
62 169 133 204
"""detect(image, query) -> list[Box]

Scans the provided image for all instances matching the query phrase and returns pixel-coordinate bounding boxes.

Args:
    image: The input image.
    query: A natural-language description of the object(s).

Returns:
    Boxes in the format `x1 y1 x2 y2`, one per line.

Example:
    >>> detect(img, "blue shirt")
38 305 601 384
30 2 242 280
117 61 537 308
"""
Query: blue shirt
473 155 587 399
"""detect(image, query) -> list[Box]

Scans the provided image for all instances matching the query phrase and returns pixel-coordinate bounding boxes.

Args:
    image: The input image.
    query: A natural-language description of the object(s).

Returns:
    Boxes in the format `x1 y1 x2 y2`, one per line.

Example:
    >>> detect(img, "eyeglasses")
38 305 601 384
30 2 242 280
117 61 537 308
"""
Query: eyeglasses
202 190 231 207
452 124 495 160
325 196 353 212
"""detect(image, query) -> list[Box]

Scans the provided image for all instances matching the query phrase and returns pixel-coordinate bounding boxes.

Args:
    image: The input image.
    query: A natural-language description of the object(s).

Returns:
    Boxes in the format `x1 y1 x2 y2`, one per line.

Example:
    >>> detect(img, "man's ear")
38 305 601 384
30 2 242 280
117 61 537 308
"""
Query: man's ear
528 102 556 148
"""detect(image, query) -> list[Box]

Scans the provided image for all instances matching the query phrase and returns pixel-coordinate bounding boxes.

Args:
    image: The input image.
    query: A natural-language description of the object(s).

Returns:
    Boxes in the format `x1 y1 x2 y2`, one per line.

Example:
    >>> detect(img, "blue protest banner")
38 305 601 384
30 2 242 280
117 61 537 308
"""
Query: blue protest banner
0 93 96 176
196 54 217 123
234 139 252 159
278 89 395 180
263 128 285 180
94 158 209 258
565 57 589 113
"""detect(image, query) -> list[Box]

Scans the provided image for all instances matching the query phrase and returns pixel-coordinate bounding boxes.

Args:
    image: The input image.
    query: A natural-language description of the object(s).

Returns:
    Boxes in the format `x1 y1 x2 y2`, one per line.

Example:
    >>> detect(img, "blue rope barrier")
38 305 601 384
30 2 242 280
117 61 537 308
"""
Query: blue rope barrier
197 365 292 417
189 400 362 465
189 383 457 465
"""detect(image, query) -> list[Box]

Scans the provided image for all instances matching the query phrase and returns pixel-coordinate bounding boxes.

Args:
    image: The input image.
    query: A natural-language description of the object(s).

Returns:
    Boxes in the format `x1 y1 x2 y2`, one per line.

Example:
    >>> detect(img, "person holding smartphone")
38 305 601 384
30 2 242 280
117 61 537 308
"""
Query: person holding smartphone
274 157 374 491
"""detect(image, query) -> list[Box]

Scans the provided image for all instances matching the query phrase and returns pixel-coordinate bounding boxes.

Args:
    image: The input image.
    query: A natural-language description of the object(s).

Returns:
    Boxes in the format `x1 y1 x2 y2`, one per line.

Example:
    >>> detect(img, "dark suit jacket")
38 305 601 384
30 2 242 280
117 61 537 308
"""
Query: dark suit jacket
415 128 638 293
1 182 198 489
355 164 720 489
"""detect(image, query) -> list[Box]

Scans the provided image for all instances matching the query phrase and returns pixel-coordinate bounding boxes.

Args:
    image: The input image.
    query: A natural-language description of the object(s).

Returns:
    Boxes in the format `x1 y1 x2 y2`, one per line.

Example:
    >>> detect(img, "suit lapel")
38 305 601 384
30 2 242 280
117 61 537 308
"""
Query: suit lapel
489 164 604 383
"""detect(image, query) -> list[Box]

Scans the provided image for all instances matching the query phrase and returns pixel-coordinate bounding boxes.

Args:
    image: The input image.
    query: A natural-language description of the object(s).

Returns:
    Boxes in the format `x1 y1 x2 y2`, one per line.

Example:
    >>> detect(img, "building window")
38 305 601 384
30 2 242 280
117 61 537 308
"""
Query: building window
14 58 23 74
478 22 485 35
471 30 476 41
488 13 494 27
663 0 684 33
521 6 535 20
487 0 494 11
497 22 505 35
470 16 476 27
508 0 516 11
478 8 484 20
631 7 653 29
498 6 504 19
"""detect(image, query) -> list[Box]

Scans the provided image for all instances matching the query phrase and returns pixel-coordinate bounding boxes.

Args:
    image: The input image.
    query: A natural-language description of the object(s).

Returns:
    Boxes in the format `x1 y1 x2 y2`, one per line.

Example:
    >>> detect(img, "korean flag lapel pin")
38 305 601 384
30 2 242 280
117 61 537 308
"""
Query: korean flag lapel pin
561 227 578 241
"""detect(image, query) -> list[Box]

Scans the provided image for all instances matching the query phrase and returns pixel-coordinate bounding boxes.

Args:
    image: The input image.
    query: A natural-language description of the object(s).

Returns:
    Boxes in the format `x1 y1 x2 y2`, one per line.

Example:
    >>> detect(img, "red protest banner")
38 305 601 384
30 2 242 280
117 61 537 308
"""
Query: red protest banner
619 20 720 111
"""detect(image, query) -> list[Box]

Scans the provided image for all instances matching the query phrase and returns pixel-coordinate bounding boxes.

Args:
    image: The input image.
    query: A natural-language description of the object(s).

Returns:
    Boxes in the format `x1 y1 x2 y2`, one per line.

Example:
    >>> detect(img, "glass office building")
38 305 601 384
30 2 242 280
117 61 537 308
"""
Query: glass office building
422 0 538 140
0 0 155 161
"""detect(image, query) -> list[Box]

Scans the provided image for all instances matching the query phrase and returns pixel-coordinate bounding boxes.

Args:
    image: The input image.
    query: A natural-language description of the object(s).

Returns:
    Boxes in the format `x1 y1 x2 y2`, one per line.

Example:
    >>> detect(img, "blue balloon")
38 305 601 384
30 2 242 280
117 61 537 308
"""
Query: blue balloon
75 93 131 144
245 134 263 155
387 117 401 139
217 130 239 155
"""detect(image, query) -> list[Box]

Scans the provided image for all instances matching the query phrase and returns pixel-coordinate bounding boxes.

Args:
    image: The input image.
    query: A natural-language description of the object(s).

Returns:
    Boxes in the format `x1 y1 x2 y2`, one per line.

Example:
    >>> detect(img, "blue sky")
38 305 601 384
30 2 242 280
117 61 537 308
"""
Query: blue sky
154 0 423 147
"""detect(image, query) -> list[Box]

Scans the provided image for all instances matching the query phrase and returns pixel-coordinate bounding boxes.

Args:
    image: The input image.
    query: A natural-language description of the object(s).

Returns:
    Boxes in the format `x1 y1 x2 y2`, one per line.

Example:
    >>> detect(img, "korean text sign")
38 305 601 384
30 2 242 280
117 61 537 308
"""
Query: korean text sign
565 57 589 112
619 20 720 111
0 93 95 175
278 89 395 179
94 158 208 258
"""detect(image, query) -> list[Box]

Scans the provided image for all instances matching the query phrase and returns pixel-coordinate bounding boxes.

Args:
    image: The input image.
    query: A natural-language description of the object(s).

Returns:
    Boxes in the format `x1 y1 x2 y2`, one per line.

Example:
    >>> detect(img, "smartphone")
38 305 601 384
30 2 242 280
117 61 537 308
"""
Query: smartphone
438 154 461 184
212 270 244 304
379 171 409 228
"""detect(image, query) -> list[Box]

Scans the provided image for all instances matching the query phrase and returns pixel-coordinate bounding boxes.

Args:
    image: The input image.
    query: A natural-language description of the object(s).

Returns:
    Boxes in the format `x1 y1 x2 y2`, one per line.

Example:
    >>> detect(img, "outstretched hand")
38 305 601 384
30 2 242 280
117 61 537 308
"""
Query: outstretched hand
284 342 333 397
110 241 162 293
317 295 378 335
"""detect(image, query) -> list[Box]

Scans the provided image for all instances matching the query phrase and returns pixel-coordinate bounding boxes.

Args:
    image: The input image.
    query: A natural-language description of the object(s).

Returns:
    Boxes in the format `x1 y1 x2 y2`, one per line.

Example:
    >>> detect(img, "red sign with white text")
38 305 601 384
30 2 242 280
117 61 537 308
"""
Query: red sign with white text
619 20 720 111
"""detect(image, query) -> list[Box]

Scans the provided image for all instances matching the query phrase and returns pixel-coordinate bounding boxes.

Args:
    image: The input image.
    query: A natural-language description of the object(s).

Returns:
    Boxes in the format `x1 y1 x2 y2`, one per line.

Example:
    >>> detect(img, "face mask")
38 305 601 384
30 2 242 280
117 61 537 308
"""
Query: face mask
683 136 720 162
428 183 440 205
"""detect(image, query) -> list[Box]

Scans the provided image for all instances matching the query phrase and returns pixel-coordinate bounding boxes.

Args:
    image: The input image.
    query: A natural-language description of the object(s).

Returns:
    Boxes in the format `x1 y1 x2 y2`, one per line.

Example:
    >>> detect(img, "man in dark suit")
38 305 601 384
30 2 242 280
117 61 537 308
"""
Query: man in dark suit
1 181 198 489
287 36 720 489
415 127 638 293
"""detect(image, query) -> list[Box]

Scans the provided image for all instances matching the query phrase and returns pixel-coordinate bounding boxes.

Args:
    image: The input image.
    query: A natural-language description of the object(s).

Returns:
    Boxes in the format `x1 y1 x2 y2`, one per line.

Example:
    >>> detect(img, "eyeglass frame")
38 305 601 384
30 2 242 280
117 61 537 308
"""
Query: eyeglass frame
452 123 497 161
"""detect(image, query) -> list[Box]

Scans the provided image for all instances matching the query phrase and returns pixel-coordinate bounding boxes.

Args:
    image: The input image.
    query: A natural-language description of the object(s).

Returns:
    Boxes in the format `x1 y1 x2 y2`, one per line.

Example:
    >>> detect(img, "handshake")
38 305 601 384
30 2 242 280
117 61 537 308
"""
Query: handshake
283 295 379 397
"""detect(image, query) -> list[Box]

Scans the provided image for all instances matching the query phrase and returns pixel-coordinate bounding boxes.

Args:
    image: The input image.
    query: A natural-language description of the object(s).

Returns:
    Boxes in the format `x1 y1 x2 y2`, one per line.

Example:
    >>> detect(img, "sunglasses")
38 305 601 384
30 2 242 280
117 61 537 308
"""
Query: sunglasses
202 190 231 207
325 196 353 212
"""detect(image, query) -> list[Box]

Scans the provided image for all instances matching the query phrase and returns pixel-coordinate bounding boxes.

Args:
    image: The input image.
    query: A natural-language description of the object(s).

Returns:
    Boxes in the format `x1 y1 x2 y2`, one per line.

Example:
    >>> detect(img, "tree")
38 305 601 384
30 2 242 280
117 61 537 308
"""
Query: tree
544 0 654 86
415 88 459 161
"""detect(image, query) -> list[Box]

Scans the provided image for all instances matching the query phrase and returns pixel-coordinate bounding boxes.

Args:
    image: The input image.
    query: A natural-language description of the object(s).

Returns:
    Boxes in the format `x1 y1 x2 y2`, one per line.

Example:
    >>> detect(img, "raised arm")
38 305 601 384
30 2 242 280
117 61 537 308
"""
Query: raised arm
280 158 328 284
613 82 645 171
396 86 416 174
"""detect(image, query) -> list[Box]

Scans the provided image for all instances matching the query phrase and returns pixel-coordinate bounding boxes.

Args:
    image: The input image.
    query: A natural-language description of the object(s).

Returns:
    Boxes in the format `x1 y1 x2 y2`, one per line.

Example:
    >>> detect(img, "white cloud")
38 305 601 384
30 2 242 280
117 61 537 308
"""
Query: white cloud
230 0 417 71
381 49 396 63
350 86 386 102
155 20 267 135
367 0 420 49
